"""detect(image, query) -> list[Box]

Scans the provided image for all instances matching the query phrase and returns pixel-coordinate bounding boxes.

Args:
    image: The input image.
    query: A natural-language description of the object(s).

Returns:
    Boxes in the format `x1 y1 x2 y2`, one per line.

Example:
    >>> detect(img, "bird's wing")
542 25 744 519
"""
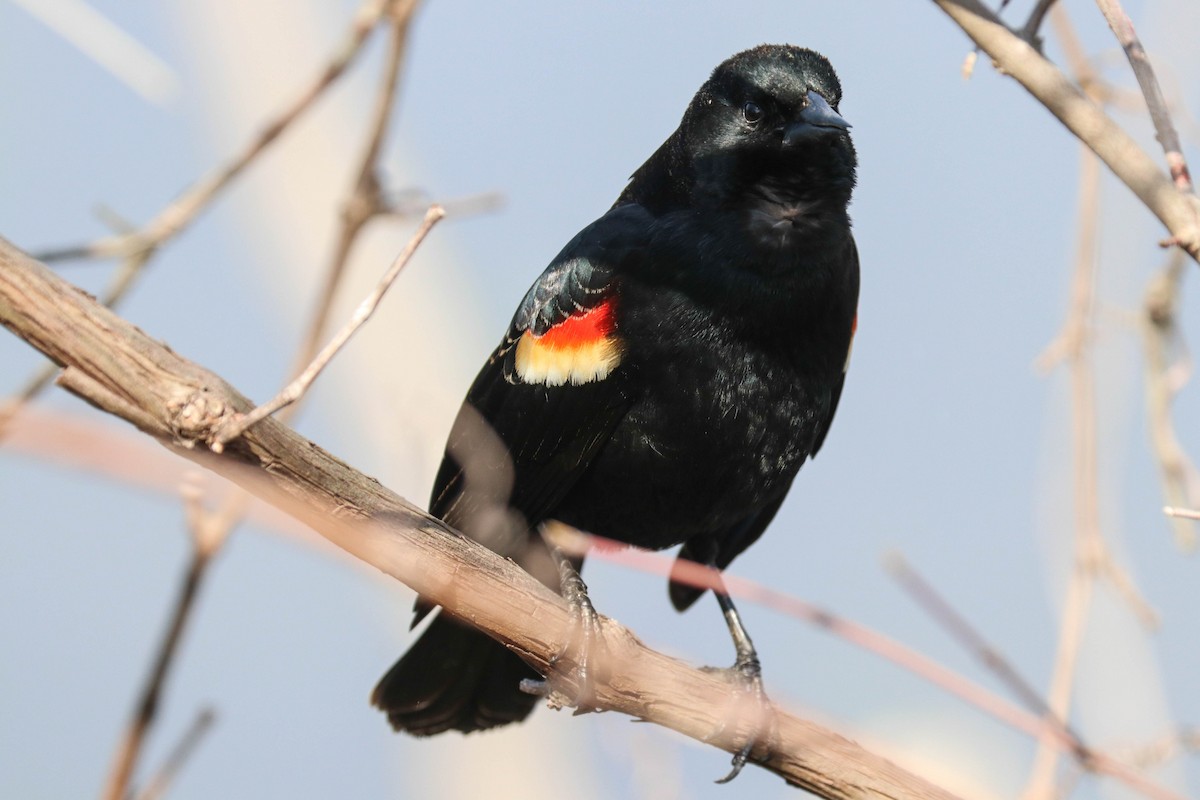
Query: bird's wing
810 237 859 457
412 206 649 624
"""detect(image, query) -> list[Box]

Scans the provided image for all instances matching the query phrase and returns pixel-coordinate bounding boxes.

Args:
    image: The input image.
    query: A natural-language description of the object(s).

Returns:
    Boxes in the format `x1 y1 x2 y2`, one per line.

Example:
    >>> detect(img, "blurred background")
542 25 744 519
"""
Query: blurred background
2 1 1198 797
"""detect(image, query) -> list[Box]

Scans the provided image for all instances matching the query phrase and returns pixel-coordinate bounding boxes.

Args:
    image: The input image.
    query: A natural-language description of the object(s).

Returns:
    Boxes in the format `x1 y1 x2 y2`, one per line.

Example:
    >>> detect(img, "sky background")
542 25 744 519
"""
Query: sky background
2 1 1199 798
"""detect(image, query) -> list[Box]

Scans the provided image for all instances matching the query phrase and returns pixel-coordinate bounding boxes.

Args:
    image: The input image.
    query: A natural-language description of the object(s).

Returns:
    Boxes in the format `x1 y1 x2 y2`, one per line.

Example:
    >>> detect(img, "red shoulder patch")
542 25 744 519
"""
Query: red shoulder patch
514 296 622 386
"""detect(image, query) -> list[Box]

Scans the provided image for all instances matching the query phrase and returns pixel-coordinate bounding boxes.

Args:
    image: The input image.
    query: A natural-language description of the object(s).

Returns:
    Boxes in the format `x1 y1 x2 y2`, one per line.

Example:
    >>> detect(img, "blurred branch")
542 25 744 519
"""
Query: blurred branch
290 0 423 381
0 0 396 442
34 0 394 266
1143 253 1199 550
99 485 228 800
131 708 215 800
0 239 962 800
884 555 1182 800
22 4 428 794
571 531 1182 800
884 555 1085 750
930 0 1200 262
5 405 1177 797
213 204 443 449
1027 141 1156 800
11 0 180 106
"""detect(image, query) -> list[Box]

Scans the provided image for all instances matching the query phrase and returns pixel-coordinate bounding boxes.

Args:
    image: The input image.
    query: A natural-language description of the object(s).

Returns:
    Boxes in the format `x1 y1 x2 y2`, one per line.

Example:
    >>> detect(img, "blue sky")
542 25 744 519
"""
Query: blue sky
2 1 1198 798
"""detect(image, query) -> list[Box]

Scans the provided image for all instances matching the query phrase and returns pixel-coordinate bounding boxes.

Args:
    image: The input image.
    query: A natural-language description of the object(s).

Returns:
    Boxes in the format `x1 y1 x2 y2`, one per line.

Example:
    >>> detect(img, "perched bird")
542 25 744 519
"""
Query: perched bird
373 43 859 769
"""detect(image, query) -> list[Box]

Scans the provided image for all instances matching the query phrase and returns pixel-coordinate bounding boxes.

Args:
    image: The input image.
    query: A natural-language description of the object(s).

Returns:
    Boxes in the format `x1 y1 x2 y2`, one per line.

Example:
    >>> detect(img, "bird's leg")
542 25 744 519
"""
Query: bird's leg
708 575 772 783
519 548 602 715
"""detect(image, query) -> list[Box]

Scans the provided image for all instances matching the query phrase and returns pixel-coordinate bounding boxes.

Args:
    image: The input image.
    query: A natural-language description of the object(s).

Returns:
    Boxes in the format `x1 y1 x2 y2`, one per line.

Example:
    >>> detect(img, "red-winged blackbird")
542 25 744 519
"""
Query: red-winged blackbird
373 44 858 746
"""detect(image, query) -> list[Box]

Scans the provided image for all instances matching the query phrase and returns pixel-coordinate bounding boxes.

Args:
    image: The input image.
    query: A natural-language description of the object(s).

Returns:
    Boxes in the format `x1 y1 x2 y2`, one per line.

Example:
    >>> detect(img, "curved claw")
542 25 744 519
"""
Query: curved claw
715 744 752 784
707 655 770 782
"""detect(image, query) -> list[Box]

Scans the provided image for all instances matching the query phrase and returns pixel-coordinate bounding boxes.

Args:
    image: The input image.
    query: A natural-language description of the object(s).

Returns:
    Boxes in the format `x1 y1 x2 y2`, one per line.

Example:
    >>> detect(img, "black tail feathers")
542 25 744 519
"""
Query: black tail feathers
371 611 541 736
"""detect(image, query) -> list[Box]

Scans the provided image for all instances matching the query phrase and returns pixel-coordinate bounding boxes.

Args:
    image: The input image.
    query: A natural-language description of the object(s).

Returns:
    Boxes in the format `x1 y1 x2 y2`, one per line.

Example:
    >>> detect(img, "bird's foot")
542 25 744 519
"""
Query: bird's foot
703 653 772 783
519 557 603 716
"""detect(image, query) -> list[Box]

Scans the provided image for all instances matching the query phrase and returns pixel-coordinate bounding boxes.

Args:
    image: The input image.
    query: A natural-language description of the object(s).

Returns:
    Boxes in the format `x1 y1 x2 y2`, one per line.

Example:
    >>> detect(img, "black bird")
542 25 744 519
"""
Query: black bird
373 43 858 771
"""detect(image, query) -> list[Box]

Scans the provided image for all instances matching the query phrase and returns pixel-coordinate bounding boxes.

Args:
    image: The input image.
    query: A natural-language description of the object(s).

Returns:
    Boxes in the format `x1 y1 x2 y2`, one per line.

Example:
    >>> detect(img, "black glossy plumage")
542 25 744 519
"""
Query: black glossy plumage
372 44 859 736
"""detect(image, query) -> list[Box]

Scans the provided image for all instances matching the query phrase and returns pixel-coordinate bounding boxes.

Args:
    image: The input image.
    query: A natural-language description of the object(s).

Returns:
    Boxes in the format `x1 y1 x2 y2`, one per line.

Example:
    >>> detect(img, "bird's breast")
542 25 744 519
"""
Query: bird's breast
553 313 828 550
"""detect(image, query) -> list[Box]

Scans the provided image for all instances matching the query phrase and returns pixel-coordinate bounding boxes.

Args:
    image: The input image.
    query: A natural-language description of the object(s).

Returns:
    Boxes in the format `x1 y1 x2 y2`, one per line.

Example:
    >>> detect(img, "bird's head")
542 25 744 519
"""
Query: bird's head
681 45 856 209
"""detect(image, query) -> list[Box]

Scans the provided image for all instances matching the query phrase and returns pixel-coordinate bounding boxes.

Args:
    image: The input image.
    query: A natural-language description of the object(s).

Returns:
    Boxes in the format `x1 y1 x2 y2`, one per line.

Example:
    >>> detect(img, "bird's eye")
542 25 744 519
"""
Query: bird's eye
742 101 764 125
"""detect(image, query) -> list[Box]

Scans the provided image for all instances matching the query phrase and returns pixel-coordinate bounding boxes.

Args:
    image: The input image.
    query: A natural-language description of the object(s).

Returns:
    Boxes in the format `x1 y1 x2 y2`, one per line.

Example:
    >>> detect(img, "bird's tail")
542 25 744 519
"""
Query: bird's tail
371 610 541 735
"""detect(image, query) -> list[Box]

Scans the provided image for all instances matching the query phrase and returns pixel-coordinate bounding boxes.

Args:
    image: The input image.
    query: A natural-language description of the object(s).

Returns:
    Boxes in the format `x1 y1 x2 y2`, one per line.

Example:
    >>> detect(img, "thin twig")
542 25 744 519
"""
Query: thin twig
1025 137 1157 800
1143 253 1199 550
930 0 1200 261
1119 727 1200 770
1019 0 1060 48
883 554 1087 754
1164 506 1200 521
546 526 1186 800
99 485 226 800
1027 144 1103 800
1093 0 1194 194
212 204 444 450
96 5 427 792
289 0 422 385
33 0 392 265
131 708 216 800
1 0 393 445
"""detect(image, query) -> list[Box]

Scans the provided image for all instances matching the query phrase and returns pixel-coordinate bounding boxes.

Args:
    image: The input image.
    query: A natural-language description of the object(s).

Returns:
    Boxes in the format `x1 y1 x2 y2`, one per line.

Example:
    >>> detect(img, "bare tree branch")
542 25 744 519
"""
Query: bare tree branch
131 708 215 800
1143 253 1200 550
0 0 398 442
930 0 1200 261
34 0 394 266
99 490 224 800
212 204 444 450
0 236 963 799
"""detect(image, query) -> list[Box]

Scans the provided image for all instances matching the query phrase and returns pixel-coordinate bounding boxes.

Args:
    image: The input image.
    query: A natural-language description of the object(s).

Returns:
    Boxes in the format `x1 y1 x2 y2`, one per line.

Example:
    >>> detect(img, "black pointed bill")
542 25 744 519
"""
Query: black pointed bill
781 90 850 145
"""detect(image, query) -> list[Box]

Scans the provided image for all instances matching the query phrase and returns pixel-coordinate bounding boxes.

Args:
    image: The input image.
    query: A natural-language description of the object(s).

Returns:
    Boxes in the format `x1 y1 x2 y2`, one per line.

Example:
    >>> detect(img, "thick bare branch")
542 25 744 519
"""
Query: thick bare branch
0 238 959 799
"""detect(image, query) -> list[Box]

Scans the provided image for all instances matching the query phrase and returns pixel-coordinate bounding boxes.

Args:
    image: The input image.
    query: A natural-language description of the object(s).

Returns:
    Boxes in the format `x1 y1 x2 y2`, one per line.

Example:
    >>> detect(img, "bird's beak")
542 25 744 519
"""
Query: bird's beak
781 91 850 145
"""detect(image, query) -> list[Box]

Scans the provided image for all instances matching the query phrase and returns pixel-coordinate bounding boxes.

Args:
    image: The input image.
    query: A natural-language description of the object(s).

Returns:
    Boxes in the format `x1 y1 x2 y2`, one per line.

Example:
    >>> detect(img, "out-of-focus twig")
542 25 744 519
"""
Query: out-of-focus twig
548 526 1185 800
99 483 230 800
11 0 180 106
1143 253 1199 550
290 0 422 381
131 708 216 800
883 554 1087 752
84 3 425 795
882 554 1182 800
213 204 444 450
1026 141 1158 800
1119 727 1200 771
0 0 395 444
33 0 393 266
1164 506 1200 521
